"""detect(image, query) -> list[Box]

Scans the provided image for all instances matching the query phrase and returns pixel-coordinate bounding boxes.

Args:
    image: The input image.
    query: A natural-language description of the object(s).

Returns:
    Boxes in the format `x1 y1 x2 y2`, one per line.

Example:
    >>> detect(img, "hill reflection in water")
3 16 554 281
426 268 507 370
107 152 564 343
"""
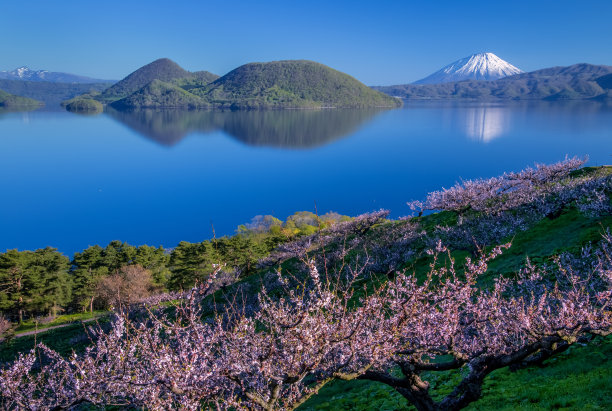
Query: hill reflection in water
2 100 612 254
105 108 384 148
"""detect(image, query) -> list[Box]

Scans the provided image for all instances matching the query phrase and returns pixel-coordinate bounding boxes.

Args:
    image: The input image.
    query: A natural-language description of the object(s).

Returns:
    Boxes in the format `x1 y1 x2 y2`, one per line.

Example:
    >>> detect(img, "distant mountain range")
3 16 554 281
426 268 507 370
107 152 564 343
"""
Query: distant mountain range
0 79 112 107
0 66 114 84
68 58 401 110
374 63 612 101
0 66 114 107
2 55 612 112
414 53 523 84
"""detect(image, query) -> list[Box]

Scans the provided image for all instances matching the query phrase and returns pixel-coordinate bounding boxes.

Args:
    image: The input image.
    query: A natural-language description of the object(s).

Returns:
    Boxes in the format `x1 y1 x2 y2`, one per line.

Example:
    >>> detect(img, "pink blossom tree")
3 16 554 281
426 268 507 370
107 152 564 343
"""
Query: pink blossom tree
2 159 611 410
407 157 589 216
1 232 611 410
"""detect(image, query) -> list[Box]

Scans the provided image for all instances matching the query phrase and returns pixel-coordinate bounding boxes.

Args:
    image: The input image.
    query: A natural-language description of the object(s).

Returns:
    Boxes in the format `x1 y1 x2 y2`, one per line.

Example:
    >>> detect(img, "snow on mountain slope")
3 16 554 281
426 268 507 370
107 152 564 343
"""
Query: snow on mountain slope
414 52 523 84
0 66 114 83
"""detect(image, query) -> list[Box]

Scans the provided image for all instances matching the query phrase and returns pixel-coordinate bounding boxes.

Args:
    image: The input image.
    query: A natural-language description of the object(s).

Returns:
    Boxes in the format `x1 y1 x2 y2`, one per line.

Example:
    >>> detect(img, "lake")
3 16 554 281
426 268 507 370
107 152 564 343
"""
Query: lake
1 100 611 255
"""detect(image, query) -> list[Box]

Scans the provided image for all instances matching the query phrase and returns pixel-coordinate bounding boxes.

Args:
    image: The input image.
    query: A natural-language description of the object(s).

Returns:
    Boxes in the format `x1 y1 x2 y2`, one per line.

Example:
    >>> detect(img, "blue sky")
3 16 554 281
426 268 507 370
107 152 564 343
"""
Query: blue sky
1 0 610 85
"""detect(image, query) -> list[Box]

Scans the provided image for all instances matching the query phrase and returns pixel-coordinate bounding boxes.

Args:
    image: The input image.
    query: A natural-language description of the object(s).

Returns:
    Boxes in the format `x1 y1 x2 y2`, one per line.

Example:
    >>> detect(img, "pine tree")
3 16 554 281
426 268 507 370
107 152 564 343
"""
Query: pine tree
168 241 219 290
0 250 31 322
71 245 108 313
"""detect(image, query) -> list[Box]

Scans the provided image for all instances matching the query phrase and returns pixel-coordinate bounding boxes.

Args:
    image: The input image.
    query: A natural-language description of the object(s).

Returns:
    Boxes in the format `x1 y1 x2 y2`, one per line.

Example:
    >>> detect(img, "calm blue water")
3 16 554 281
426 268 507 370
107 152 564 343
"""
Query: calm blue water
1 101 611 255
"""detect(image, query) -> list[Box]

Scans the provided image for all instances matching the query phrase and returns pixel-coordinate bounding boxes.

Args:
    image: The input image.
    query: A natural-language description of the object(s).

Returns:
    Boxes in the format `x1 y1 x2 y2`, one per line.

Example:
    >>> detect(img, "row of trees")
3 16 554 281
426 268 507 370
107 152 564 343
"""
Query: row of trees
0 212 349 322
0 242 168 321
0 248 70 323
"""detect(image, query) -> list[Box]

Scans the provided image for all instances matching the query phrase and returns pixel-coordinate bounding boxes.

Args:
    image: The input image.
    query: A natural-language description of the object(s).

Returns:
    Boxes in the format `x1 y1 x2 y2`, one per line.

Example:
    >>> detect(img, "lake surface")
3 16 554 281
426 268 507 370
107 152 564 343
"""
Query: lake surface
1 101 611 255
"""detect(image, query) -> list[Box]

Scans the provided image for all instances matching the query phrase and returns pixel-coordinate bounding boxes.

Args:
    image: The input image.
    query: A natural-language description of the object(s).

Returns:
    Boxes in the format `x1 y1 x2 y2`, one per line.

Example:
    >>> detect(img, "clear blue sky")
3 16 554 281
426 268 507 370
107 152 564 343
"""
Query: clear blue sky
1 0 610 85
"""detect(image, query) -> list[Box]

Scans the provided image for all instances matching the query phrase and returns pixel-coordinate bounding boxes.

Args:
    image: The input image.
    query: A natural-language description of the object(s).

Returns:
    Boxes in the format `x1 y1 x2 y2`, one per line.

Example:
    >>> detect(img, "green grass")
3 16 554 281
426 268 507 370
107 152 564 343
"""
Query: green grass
0 317 111 364
299 182 612 409
298 379 409 410
486 208 612 280
298 336 612 410
469 336 612 410
14 310 108 334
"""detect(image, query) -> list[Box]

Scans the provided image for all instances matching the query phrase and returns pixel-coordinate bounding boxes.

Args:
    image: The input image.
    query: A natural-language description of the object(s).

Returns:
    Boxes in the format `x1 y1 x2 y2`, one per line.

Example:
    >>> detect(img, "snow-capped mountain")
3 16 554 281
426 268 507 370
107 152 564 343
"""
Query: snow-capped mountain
0 66 113 83
414 52 523 84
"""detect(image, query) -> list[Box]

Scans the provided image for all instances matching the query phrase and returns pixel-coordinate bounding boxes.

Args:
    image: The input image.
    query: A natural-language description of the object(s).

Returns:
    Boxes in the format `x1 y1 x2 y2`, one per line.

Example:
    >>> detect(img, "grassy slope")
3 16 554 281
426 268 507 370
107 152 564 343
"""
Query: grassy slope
0 316 111 365
299 172 612 410
299 335 612 410
3 203 609 407
13 311 107 334
1 168 610 409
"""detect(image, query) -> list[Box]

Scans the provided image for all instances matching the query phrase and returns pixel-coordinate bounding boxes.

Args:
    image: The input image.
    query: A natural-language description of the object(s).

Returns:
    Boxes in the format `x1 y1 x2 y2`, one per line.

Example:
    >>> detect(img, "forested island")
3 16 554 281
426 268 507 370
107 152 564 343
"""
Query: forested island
1 159 611 410
65 58 401 110
0 89 43 109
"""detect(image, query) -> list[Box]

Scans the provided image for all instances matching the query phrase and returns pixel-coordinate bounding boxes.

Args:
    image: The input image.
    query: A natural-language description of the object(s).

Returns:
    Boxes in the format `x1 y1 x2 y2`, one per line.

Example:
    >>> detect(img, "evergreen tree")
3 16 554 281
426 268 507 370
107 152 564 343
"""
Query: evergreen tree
134 245 170 289
30 248 71 317
0 248 70 320
101 241 138 274
217 235 265 278
0 250 31 322
71 245 108 313
168 241 219 290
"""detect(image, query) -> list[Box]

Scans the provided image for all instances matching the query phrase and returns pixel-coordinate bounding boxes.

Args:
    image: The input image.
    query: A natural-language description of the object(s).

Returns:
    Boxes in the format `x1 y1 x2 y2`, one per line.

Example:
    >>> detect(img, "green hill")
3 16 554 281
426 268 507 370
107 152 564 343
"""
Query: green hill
98 58 218 102
190 60 401 109
375 63 612 100
0 89 43 108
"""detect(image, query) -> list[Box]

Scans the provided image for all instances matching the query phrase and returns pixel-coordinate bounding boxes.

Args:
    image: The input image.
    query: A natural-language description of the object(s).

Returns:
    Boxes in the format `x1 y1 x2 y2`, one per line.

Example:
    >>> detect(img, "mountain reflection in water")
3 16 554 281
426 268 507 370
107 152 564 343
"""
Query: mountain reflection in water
105 108 384 148
463 106 510 143
424 100 612 144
